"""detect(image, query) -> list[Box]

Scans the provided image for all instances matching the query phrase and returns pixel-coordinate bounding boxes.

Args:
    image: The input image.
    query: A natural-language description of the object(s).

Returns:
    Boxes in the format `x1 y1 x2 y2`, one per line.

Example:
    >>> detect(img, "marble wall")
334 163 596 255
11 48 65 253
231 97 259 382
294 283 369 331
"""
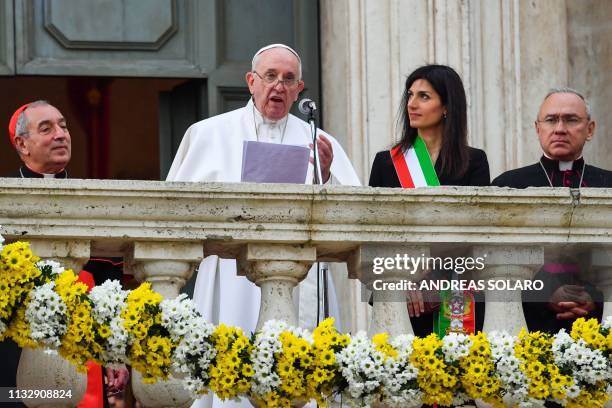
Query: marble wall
566 0 611 170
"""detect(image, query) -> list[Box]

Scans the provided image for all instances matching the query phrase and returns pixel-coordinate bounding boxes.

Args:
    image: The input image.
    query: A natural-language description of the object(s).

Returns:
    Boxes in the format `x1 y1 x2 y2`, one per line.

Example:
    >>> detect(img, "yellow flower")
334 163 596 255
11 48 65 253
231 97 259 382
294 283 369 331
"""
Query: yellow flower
571 318 606 349
207 326 252 400
241 364 254 377
317 349 335 366
372 332 398 359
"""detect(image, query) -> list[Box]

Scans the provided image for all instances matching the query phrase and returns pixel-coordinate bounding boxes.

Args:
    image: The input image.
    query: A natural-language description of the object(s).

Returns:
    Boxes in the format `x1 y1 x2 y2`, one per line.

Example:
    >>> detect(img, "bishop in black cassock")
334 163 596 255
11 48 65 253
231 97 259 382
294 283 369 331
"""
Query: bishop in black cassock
492 155 611 189
491 88 611 340
492 155 611 334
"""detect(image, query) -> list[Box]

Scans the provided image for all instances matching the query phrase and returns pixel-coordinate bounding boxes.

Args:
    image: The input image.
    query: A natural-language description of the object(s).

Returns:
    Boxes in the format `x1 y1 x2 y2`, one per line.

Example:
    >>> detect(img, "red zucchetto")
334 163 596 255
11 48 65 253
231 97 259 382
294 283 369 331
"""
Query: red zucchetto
8 103 31 146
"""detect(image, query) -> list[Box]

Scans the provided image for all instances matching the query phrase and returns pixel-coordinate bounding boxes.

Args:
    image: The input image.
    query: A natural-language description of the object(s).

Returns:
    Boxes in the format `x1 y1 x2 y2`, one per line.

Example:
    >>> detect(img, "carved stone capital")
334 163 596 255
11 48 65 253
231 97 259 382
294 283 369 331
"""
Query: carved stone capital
128 241 203 298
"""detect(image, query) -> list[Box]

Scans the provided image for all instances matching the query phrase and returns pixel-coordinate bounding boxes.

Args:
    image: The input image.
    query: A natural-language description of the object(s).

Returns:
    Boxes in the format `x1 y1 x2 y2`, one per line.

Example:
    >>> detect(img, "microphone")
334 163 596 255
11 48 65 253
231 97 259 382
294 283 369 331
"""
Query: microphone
299 97 322 184
298 98 317 115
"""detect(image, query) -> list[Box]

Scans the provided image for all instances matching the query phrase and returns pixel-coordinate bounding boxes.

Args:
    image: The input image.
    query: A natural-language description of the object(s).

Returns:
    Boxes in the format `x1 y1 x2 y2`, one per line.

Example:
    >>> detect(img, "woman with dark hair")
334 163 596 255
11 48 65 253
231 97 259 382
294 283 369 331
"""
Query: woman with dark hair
370 64 489 188
369 64 490 339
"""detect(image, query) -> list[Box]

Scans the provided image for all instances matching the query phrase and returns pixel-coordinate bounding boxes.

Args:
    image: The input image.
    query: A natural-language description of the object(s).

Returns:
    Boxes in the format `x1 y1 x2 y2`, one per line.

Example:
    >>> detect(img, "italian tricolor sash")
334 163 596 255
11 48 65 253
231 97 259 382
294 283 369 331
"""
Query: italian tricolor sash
390 136 475 339
390 135 440 188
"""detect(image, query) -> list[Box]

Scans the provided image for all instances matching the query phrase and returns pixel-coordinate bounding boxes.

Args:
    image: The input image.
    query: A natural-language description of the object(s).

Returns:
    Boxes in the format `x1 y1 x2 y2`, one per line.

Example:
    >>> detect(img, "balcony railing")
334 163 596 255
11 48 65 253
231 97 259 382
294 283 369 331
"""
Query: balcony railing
2 178 611 407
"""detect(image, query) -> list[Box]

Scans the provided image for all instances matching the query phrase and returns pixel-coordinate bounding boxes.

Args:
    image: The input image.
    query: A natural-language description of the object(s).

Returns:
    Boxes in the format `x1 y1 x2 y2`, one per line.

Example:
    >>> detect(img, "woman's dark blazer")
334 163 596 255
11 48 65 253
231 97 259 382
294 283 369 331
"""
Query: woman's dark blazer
369 147 490 188
368 146 490 338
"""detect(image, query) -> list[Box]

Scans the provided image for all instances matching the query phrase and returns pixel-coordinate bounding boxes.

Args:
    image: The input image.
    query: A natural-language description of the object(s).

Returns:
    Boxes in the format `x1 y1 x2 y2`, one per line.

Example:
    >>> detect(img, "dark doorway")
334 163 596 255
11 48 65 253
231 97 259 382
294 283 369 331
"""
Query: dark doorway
0 76 187 180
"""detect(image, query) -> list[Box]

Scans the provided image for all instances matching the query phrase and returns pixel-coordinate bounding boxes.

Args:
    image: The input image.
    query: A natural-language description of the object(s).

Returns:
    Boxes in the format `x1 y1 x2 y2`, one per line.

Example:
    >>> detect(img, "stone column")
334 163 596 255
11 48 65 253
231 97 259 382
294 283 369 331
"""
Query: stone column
472 245 543 335
238 243 316 330
16 239 90 407
129 241 203 408
585 247 612 320
349 244 428 338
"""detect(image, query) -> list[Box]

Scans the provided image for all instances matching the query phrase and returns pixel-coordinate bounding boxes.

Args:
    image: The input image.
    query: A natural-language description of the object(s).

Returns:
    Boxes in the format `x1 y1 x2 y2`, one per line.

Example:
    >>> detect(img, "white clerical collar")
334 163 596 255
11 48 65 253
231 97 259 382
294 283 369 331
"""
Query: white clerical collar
20 165 68 178
248 98 289 143
542 153 581 171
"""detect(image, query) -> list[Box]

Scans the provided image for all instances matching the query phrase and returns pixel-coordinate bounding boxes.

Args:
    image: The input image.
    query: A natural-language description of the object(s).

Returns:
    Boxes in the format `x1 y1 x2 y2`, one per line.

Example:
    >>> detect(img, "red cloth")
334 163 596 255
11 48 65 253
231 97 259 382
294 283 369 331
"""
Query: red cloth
78 270 96 290
77 361 104 408
8 103 30 147
76 270 104 408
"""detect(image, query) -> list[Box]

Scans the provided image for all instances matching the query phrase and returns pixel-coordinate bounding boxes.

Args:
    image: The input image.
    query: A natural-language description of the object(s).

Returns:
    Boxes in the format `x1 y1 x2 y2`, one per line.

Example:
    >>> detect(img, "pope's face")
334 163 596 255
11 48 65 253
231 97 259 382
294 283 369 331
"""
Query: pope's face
246 48 304 121
536 93 595 161
14 104 71 174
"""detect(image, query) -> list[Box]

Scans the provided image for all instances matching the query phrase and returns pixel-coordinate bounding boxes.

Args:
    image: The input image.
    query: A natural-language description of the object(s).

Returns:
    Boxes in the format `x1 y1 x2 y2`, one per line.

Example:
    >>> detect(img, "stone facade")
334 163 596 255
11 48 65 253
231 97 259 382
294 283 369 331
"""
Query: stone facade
320 0 611 180
319 1 611 331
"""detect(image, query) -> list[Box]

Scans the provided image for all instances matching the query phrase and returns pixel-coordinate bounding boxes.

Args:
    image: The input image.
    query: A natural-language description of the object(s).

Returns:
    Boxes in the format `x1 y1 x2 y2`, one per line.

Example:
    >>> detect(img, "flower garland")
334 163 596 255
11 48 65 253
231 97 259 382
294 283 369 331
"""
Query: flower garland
0 239 611 407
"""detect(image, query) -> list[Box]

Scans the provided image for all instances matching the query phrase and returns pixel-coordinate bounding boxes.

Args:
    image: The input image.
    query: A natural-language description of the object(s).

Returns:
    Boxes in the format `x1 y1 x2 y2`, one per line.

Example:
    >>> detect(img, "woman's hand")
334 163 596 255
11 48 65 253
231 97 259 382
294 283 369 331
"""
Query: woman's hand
407 289 440 317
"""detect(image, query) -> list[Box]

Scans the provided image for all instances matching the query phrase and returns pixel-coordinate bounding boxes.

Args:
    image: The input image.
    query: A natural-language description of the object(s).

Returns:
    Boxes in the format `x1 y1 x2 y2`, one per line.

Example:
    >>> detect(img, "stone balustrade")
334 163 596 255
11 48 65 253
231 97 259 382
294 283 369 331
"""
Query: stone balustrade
1 178 611 406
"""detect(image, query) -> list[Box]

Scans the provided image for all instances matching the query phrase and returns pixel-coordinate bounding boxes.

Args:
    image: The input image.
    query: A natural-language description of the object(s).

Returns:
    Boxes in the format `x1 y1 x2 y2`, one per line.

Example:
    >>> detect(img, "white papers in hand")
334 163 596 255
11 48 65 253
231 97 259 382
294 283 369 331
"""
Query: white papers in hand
241 141 310 184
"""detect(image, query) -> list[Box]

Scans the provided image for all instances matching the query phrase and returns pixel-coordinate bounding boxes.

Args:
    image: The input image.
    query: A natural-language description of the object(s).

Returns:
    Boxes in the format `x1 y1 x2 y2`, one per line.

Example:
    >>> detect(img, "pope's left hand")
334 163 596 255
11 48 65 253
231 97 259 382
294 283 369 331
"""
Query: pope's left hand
310 134 333 183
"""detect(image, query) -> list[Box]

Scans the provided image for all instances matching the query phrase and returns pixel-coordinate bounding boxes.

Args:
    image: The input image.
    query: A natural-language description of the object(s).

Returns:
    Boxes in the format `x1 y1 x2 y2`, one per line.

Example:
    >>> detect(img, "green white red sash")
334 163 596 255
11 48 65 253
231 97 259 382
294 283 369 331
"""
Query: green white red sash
390 135 440 188
390 136 475 339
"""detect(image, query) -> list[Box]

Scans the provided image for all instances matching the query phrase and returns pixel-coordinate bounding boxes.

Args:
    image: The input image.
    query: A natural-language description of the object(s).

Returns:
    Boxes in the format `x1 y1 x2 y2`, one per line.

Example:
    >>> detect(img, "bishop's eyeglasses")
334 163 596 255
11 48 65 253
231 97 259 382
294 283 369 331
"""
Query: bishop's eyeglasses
252 71 300 89
537 115 588 129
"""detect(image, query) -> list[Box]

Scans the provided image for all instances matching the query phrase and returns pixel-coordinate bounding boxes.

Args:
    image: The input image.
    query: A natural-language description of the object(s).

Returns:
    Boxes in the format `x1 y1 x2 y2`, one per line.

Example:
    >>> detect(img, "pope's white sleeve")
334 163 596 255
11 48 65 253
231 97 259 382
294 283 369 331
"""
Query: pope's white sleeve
326 133 362 186
165 125 193 181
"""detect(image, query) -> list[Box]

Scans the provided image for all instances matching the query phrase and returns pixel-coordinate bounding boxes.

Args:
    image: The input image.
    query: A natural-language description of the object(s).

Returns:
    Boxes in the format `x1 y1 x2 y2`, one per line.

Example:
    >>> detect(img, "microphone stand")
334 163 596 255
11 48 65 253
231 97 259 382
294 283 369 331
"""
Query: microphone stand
308 108 324 185
306 104 329 323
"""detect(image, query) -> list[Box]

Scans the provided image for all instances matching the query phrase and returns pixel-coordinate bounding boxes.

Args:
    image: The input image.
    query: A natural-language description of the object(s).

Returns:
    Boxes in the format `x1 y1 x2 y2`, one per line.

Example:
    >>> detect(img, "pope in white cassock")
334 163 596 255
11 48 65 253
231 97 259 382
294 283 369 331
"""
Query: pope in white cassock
166 44 361 408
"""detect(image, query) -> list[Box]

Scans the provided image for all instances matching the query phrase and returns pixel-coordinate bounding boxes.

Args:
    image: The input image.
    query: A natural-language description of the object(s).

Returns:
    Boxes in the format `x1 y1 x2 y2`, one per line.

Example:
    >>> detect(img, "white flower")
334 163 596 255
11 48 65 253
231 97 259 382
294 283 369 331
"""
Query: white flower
375 334 421 407
517 398 547 408
336 332 392 406
602 316 612 331
452 392 472 407
25 282 67 348
487 331 529 404
159 294 216 396
565 384 580 400
552 329 611 387
442 332 471 362
89 280 130 364
250 320 289 396
183 375 206 397
36 260 65 277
